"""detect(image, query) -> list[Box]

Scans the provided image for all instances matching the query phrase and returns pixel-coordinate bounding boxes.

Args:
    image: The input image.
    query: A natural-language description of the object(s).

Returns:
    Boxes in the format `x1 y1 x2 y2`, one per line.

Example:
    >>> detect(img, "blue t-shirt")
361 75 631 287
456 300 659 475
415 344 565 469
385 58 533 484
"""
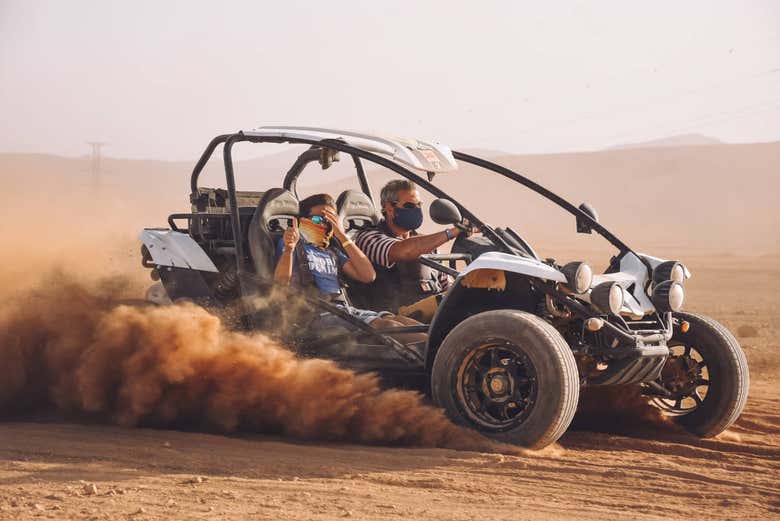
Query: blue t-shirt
275 238 349 296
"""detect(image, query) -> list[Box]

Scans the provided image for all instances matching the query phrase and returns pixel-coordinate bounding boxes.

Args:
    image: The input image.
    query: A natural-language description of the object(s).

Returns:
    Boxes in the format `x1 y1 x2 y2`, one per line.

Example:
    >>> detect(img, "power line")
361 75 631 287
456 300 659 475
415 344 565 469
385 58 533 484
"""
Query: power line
86 141 108 191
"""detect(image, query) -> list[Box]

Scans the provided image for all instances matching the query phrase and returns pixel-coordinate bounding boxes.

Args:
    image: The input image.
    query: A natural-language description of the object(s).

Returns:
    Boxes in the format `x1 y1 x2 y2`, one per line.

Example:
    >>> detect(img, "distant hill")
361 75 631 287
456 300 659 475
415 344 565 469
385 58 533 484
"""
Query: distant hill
307 140 780 257
609 134 723 150
457 148 508 157
2 140 778 261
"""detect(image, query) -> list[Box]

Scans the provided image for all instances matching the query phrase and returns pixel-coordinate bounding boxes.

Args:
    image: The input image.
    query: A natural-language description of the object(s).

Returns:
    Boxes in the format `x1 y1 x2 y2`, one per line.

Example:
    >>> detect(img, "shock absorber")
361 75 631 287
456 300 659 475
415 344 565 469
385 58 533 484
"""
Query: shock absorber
214 269 240 299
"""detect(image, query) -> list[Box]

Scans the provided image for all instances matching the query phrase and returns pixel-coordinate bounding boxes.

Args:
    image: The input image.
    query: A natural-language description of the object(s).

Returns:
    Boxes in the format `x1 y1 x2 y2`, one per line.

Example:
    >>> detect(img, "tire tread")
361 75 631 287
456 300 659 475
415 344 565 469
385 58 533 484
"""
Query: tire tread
675 312 749 436
431 310 579 449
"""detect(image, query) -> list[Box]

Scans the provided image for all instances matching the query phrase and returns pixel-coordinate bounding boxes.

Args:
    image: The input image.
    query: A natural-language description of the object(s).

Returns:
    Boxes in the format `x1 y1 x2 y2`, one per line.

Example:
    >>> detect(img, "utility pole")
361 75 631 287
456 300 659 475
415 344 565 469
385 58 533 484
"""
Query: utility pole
86 141 108 191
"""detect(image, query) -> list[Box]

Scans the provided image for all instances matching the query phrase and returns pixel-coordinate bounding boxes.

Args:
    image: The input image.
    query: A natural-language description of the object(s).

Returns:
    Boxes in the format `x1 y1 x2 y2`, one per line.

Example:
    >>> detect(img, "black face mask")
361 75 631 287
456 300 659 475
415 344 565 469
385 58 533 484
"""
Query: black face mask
392 206 424 231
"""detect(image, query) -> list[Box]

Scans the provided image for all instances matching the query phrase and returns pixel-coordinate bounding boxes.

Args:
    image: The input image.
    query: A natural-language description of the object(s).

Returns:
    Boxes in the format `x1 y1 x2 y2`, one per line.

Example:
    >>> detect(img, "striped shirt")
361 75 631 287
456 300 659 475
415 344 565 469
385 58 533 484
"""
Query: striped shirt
354 222 451 291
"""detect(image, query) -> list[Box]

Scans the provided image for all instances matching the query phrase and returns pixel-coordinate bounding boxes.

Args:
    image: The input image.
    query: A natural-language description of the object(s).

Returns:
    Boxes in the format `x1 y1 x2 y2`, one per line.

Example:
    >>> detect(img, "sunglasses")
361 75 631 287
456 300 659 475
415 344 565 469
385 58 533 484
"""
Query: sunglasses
393 201 422 209
309 215 325 224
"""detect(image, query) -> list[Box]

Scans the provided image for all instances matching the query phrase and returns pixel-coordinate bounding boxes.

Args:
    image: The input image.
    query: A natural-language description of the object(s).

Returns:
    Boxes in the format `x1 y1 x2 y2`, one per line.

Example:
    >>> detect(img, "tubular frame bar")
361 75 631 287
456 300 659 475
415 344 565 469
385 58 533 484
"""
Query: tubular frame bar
191 133 287 194
222 135 245 267
352 154 373 202
240 276 426 363
190 134 230 194
302 297 424 364
418 257 460 278
451 151 633 256
282 147 321 196
280 148 373 203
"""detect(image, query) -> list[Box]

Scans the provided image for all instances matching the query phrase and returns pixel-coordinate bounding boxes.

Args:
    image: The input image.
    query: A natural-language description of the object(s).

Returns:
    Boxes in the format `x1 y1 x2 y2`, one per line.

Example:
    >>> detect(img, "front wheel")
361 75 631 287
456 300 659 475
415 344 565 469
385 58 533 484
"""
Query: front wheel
431 310 579 449
650 312 749 437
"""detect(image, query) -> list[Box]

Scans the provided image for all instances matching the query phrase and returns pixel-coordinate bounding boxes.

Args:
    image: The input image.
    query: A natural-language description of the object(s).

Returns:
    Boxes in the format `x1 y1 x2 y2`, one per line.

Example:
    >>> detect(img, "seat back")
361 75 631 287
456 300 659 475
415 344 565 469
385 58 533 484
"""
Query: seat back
336 190 379 237
247 188 299 280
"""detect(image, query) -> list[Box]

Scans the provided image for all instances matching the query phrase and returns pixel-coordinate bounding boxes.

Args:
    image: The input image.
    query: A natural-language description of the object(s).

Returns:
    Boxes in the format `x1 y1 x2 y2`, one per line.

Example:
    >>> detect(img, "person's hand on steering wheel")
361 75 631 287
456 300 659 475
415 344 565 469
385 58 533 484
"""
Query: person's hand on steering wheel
455 218 478 237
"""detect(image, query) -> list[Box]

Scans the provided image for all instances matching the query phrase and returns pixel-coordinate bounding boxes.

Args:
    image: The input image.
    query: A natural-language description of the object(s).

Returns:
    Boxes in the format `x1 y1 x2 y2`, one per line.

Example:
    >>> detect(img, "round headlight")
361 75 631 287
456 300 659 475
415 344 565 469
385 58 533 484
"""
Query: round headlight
651 280 685 312
562 261 593 294
653 260 686 285
590 281 624 315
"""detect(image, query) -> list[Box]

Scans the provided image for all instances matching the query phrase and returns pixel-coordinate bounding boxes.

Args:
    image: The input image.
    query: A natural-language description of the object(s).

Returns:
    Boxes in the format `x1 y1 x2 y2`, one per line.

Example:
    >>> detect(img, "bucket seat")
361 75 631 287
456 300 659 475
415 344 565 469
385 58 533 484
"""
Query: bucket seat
247 188 299 280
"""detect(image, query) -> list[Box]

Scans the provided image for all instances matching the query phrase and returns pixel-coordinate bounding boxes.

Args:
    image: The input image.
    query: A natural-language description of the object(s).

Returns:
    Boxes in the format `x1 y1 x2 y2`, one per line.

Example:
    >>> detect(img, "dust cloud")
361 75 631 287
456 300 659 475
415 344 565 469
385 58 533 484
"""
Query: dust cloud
0 272 498 452
571 385 675 434
0 162 518 454
0 154 703 454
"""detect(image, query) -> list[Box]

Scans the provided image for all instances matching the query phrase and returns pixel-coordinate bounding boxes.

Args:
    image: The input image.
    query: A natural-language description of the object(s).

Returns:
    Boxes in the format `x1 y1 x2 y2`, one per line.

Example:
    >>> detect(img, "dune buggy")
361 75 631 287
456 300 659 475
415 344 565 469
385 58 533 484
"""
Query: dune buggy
139 126 749 448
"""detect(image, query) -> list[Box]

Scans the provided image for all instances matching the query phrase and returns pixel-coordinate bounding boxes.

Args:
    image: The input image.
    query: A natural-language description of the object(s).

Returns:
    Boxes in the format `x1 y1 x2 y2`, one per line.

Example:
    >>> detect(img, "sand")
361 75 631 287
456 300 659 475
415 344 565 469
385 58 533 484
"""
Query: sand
0 145 778 520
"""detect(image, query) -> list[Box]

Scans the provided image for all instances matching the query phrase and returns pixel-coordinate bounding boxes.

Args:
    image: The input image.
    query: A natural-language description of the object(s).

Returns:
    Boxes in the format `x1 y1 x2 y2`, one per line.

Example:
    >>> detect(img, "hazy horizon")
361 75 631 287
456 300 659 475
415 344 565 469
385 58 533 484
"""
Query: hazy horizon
2 1 779 161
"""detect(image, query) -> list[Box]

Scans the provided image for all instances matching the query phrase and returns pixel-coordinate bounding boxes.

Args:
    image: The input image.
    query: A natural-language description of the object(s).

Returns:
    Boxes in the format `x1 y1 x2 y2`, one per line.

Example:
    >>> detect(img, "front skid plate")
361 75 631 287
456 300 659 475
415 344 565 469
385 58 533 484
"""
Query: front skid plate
590 345 669 385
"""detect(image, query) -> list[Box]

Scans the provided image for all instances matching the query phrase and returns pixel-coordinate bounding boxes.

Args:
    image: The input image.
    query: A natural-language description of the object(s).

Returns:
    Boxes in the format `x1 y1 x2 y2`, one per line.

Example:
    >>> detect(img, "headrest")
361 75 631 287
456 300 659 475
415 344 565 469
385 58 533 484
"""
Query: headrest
336 190 379 232
257 188 299 234
247 188 298 280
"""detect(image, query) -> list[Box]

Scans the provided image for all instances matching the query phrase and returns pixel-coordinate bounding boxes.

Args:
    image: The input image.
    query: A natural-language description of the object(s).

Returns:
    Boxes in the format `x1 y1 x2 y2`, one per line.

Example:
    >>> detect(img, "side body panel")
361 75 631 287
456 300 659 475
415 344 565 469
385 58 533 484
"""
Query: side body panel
458 252 567 283
140 229 218 301
140 229 218 272
426 255 550 369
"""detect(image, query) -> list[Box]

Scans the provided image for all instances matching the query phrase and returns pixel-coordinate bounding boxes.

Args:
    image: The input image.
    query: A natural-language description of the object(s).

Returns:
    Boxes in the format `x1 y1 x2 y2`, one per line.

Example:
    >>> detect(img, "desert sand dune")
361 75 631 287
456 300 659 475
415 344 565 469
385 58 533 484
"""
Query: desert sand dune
608 133 724 149
0 142 778 520
2 140 778 255
0 262 777 520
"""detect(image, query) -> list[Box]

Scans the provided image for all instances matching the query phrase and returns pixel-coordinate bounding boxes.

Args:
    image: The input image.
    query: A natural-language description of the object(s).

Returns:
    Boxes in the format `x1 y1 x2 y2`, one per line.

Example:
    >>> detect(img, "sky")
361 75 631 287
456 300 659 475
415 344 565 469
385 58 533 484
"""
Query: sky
1 0 779 160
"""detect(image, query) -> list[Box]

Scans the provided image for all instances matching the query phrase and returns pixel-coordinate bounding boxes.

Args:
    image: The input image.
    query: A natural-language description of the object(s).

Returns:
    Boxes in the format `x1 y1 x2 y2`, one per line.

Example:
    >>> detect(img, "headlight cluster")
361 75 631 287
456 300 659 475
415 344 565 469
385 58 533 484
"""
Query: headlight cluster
651 260 687 312
652 260 686 285
651 280 685 312
562 261 624 315
590 282 624 315
561 261 593 294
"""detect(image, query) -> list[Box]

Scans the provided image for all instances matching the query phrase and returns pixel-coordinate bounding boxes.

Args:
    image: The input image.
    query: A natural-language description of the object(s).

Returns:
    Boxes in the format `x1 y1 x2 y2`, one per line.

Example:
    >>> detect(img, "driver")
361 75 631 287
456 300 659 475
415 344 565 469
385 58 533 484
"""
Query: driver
274 193 423 337
353 180 469 319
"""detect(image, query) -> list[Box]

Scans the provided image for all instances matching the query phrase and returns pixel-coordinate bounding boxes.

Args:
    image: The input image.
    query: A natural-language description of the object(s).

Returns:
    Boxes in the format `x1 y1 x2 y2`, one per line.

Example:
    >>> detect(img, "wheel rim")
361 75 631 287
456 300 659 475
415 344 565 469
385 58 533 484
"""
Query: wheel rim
456 340 539 430
651 342 711 416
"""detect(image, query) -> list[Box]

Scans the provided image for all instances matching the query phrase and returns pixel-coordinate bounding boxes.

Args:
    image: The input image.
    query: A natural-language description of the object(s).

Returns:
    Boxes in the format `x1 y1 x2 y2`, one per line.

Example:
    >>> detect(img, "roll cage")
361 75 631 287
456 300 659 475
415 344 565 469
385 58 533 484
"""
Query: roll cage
189 130 636 274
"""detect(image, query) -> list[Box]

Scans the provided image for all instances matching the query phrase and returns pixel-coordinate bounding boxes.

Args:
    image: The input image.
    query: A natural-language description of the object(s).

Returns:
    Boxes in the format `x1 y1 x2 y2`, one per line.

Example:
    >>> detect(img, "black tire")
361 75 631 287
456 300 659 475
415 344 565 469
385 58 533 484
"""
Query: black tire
431 310 579 449
657 312 749 437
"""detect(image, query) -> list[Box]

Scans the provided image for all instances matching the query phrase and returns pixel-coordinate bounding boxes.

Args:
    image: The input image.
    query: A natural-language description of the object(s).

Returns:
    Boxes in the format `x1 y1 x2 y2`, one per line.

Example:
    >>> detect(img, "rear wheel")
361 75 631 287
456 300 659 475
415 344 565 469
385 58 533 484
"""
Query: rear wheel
431 310 579 449
650 312 749 437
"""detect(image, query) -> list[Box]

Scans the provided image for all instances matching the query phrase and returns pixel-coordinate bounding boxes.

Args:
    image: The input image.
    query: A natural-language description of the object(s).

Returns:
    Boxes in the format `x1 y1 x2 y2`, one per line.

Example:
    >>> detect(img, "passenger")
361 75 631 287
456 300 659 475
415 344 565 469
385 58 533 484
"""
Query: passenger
353 180 468 320
273 193 424 339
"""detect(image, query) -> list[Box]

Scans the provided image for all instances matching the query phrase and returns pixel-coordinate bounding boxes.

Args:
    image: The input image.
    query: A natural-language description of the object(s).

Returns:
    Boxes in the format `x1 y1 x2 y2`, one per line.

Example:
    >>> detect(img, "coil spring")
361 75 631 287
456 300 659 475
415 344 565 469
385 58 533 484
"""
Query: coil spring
214 269 239 299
